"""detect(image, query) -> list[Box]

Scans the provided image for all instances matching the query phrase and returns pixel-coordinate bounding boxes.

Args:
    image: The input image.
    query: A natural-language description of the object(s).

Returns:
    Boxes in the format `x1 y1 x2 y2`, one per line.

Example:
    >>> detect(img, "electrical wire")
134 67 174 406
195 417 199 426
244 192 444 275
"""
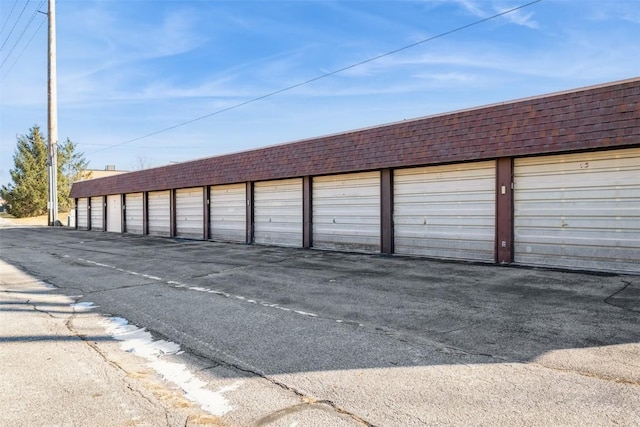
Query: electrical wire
1 0 46 70
1 13 46 77
89 0 542 153
1 0 31 51
0 0 20 36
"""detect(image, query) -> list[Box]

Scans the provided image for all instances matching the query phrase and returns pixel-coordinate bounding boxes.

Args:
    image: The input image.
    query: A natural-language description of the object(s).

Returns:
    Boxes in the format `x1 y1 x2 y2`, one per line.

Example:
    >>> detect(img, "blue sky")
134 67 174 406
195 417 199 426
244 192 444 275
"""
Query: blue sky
1 0 639 187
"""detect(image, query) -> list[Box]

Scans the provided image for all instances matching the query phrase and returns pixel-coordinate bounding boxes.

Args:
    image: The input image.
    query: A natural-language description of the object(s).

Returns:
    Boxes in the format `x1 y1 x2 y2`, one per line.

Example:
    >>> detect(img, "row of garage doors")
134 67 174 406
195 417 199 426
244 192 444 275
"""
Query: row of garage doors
76 148 640 274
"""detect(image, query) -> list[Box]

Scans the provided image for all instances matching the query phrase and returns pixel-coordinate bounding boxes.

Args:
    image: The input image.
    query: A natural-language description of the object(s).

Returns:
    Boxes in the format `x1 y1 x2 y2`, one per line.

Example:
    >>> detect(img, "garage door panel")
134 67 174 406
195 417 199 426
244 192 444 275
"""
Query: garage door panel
395 216 495 228
254 179 302 247
90 197 104 231
516 153 638 174
106 195 122 233
210 184 246 242
514 185 638 201
77 198 89 229
397 236 494 259
514 227 640 245
394 161 495 262
148 190 170 237
398 180 493 195
125 193 144 234
395 204 494 217
175 188 204 239
514 243 638 272
515 216 639 230
313 172 380 252
514 147 640 273
512 250 637 273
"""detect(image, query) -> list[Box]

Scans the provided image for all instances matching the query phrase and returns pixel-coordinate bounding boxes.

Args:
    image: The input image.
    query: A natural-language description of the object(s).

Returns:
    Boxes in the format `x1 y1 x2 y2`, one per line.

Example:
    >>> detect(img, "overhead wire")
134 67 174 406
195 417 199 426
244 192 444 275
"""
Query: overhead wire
1 0 46 70
1 13 46 77
1 0 31 51
93 0 543 154
0 0 20 36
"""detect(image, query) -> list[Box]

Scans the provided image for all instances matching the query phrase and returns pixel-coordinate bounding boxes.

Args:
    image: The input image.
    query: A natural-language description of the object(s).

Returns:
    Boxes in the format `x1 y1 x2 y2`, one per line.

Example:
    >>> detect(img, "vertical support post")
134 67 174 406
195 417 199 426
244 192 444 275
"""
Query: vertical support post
302 176 312 249
102 196 107 232
246 182 254 244
496 158 514 264
142 192 149 235
203 186 210 240
380 168 394 255
74 198 78 229
47 0 58 226
170 189 176 238
87 198 92 230
120 194 125 233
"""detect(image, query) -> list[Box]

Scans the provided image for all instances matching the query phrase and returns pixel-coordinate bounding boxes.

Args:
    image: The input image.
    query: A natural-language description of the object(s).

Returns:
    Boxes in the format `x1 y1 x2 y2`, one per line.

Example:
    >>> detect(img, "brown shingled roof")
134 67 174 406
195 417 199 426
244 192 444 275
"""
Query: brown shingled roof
70 78 640 198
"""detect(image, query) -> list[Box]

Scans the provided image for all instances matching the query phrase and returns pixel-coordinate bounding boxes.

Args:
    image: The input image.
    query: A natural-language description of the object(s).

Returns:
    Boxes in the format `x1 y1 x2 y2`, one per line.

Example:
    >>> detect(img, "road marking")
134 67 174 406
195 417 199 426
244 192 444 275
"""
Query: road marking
74 256 321 320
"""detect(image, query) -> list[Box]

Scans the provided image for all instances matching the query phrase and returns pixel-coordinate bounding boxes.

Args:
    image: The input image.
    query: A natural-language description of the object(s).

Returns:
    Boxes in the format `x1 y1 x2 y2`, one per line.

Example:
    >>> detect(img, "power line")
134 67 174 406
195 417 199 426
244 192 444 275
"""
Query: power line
1 0 46 69
0 0 20 36
2 12 46 77
92 0 544 154
1 0 31 51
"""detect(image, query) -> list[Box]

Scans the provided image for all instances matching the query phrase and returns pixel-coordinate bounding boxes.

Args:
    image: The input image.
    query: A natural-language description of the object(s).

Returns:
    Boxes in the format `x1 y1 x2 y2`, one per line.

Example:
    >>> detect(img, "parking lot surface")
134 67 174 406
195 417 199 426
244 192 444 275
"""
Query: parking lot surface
1 225 639 426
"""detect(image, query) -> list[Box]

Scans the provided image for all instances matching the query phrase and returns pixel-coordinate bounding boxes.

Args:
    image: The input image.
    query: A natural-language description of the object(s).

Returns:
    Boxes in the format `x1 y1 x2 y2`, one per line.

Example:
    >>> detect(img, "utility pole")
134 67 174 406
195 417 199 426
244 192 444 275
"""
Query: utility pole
47 0 59 226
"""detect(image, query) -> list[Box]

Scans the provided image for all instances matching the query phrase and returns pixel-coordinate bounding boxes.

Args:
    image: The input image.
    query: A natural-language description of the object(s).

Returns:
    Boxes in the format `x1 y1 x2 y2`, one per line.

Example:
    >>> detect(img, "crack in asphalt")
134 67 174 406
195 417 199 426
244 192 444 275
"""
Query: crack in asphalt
63 301 174 427
111 296 378 427
604 280 639 313
249 400 373 427
80 282 163 295
530 361 640 387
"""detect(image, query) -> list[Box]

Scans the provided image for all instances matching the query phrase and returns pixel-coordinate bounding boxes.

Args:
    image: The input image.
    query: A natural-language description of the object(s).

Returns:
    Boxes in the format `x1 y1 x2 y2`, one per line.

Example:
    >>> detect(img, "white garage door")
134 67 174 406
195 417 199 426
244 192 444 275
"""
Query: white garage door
77 198 89 230
90 196 104 231
106 195 122 233
125 193 144 234
394 161 496 262
148 190 171 237
313 172 380 252
175 187 204 239
254 179 302 247
210 183 246 242
514 148 640 273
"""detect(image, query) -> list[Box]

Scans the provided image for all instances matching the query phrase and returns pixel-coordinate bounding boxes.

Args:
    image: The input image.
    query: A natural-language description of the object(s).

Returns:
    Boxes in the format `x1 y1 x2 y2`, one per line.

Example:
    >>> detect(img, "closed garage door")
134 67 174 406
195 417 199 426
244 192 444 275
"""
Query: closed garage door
514 148 640 273
77 198 89 230
125 193 144 234
313 172 380 252
394 161 496 262
106 195 122 233
210 183 246 242
90 196 104 231
254 179 302 247
175 188 204 239
148 190 171 237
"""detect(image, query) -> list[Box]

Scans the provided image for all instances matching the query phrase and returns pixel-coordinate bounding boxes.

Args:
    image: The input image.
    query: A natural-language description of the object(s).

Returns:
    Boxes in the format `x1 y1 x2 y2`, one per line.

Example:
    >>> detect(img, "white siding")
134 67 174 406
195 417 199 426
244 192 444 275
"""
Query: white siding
394 161 496 262
77 198 89 230
90 196 104 231
514 148 640 273
210 183 246 242
313 172 380 252
254 179 302 247
106 195 122 233
175 187 204 239
125 193 144 234
148 190 171 237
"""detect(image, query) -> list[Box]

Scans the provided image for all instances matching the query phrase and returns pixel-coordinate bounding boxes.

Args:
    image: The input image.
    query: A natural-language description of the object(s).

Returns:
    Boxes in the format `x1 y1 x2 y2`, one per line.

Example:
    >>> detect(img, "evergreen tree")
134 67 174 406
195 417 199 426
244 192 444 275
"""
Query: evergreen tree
58 137 89 211
1 125 88 217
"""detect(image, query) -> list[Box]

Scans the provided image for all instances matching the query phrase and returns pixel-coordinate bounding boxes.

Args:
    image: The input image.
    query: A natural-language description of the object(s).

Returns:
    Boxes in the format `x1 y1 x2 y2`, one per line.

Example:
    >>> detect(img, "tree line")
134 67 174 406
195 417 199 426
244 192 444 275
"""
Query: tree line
1 125 89 218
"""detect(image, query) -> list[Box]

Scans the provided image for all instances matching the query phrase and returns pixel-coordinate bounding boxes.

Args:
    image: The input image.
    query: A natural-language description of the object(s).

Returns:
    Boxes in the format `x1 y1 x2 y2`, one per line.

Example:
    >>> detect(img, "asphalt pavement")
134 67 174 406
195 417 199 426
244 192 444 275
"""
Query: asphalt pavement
0 223 639 426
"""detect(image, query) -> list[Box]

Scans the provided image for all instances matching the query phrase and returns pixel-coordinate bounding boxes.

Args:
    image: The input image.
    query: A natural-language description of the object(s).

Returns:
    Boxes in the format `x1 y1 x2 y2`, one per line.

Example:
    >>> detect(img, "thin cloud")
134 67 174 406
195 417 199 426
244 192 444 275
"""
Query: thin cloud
448 0 539 28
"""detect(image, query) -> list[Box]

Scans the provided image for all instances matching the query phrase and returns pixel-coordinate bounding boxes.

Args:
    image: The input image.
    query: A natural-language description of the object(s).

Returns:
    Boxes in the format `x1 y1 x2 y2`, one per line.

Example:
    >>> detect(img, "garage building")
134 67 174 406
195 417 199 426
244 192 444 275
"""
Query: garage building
70 79 640 274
